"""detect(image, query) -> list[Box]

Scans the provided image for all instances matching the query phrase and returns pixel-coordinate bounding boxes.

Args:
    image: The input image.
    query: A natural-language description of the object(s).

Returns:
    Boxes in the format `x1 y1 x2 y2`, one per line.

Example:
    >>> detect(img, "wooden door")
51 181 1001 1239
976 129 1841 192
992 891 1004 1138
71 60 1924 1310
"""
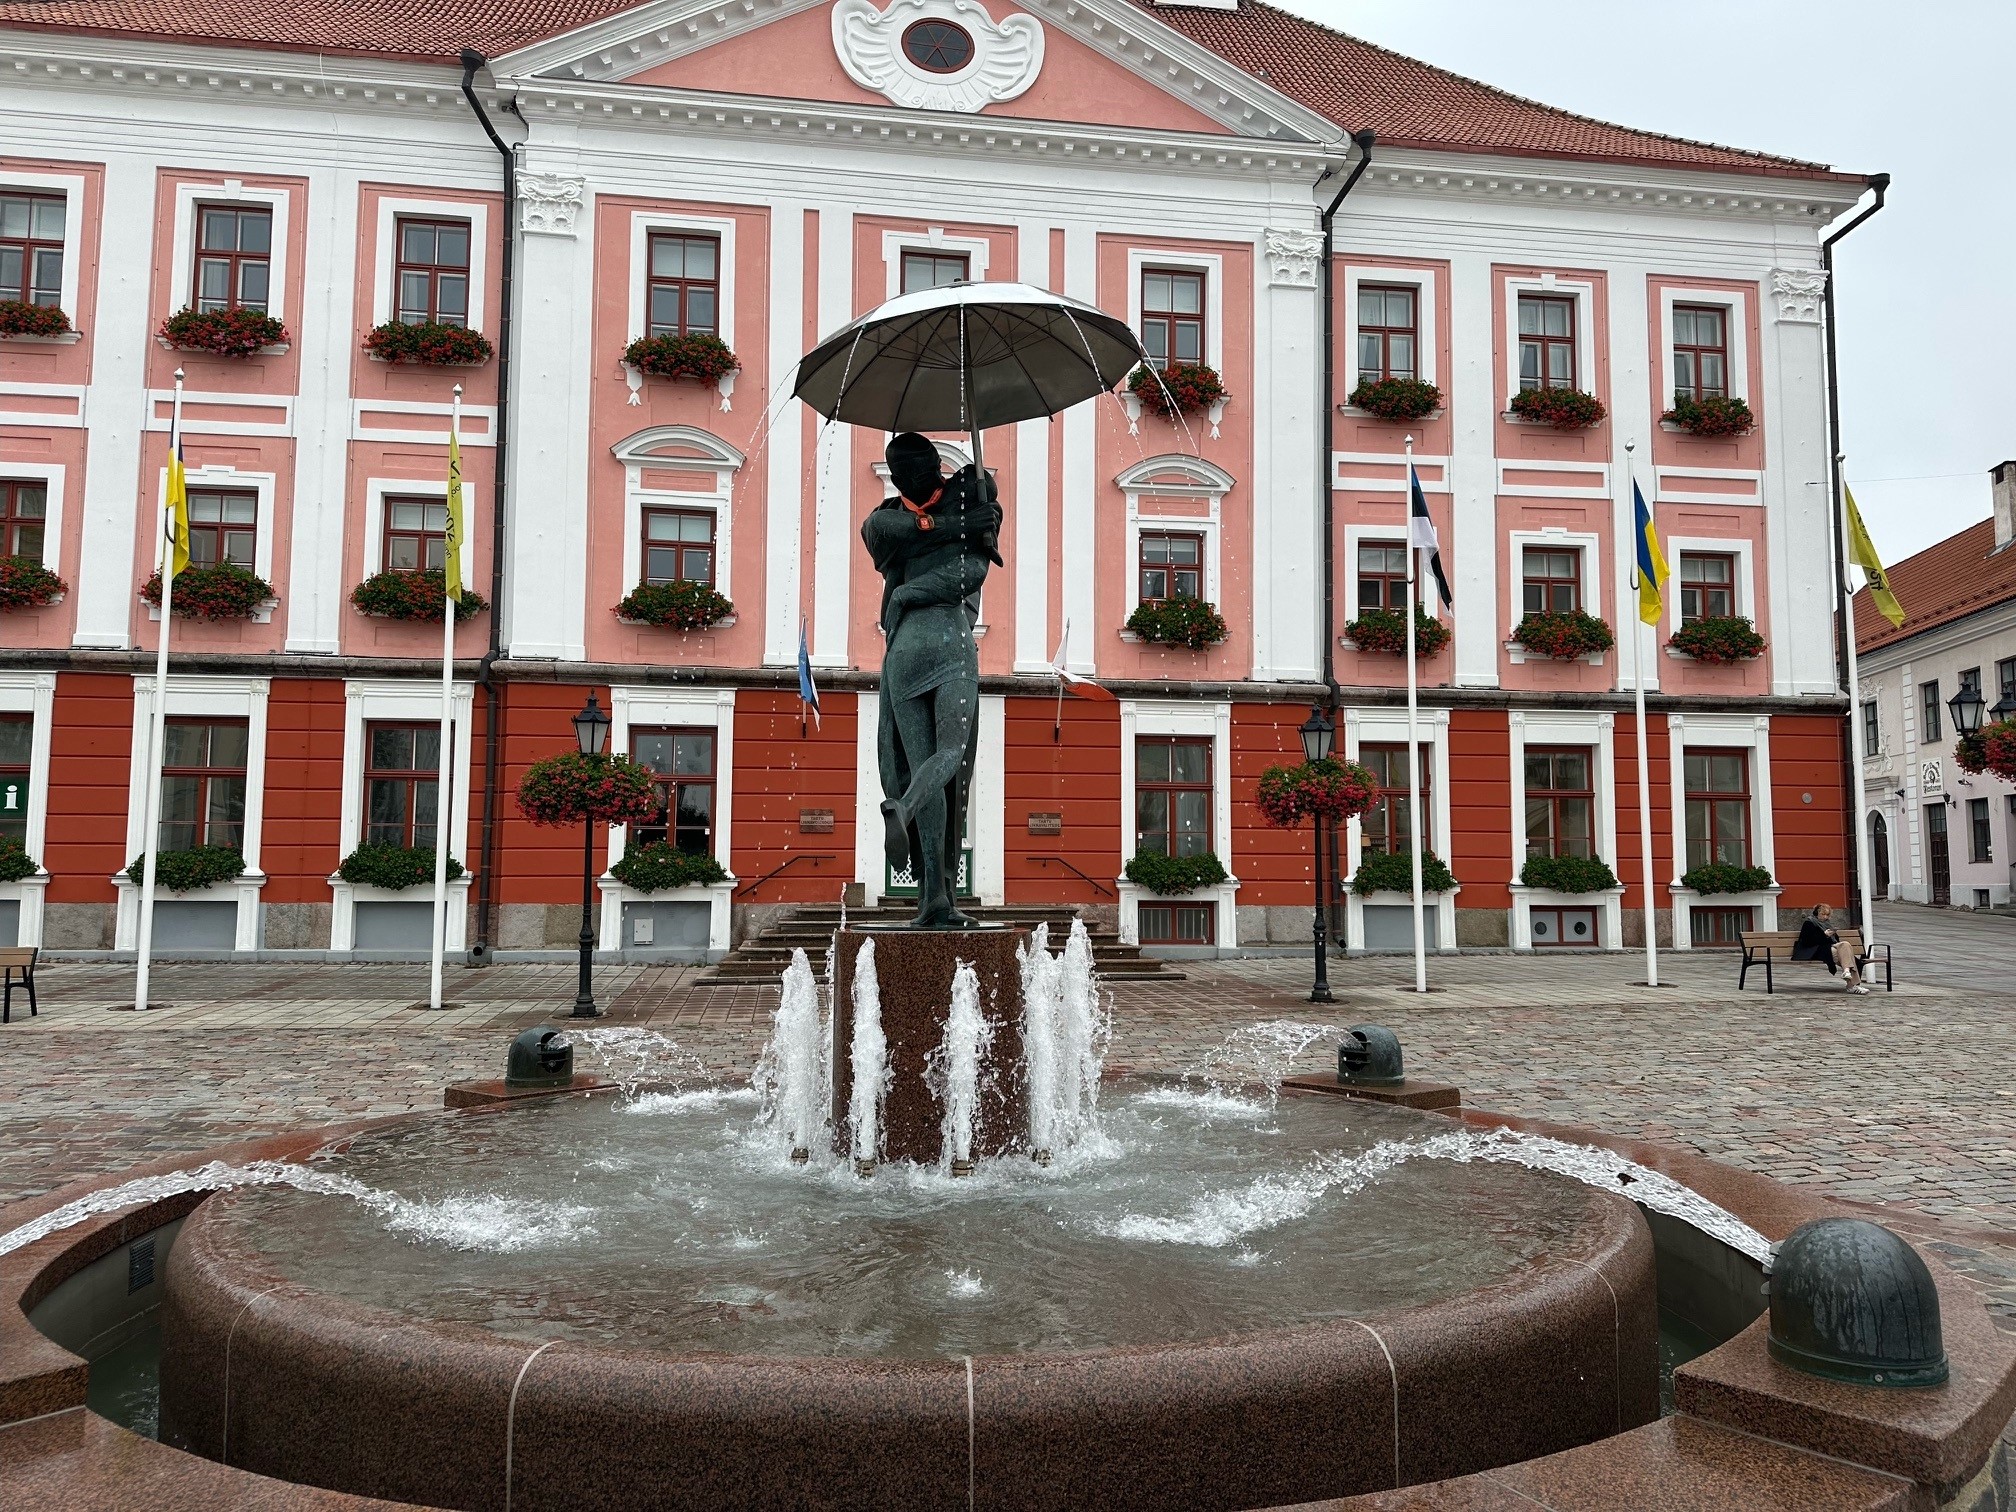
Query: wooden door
1925 804 1951 906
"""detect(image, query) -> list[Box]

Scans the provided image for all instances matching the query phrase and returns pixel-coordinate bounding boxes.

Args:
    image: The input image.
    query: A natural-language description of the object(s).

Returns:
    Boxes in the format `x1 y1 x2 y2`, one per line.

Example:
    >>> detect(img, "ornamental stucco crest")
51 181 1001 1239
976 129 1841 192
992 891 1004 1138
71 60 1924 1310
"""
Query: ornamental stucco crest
1770 268 1827 324
832 0 1044 113
520 172 586 237
1263 228 1324 289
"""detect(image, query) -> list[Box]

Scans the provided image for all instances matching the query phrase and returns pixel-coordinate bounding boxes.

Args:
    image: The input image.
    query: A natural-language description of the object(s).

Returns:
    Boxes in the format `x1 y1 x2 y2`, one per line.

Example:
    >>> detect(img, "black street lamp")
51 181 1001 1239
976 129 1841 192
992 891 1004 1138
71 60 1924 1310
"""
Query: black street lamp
570 692 612 1019
1298 705 1335 1004
1991 691 2016 724
1949 682 1987 738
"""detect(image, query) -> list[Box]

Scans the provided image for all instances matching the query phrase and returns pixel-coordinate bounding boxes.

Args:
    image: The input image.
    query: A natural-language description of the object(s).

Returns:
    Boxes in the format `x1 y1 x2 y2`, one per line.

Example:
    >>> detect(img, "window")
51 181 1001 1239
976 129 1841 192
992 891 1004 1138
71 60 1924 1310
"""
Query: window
1961 667 1982 697
0 714 28 846
1672 304 1729 401
1357 542 1409 612
641 506 716 586
158 719 248 852
1677 552 1735 625
1921 681 1941 743
1356 284 1417 384
363 722 440 850
1684 750 1750 871
645 234 719 338
1861 700 1879 754
1360 743 1430 855
1140 269 1205 370
1139 900 1214 946
1690 905 1752 947
1 479 46 559
900 250 968 294
1517 294 1576 391
394 218 470 327
0 193 64 308
185 488 257 569
1521 546 1582 615
1524 747 1593 859
901 19 974 72
1139 531 1202 604
192 205 272 314
1970 796 1992 865
383 497 447 573
630 728 716 854
1998 658 2016 705
1136 736 1211 858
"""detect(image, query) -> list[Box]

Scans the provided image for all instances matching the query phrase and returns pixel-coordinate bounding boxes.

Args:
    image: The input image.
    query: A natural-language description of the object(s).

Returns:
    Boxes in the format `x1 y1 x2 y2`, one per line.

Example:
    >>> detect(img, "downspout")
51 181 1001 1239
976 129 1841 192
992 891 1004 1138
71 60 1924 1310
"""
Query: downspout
1316 129 1377 702
460 49 518 963
1821 171 1890 924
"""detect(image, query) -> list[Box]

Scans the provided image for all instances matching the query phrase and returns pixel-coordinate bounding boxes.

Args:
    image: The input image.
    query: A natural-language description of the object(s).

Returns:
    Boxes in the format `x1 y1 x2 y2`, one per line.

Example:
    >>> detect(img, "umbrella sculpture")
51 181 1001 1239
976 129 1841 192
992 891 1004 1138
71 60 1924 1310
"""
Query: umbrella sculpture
794 281 1147 927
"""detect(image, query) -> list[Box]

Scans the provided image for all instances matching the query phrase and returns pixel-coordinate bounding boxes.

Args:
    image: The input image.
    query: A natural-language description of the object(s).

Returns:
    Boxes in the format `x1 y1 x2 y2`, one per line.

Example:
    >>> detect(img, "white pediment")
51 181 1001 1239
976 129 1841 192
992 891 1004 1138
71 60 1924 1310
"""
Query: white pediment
832 0 1043 114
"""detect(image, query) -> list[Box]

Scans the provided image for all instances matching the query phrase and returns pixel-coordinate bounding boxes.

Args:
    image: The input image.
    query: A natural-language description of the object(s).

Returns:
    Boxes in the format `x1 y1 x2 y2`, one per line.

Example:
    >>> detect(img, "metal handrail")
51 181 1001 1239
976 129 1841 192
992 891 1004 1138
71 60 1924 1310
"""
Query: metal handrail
735 853 837 900
1028 855 1116 899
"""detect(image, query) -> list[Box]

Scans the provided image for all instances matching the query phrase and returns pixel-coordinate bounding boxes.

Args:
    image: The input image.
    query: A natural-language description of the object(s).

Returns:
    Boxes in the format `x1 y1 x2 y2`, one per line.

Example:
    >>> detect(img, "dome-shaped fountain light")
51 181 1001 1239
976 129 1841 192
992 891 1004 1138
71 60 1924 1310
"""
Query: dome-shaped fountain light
1766 1217 1948 1388
505 1027 574 1090
1338 1025 1404 1086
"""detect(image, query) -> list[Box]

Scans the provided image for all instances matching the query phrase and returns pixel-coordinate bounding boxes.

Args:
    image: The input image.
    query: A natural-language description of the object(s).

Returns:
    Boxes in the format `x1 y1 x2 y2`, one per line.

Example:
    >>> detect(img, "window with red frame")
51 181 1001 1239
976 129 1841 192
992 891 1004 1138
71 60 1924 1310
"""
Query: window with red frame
158 719 248 853
1524 747 1593 860
1690 905 1752 947
630 727 716 855
0 714 29 848
1356 284 1418 383
0 193 64 308
1359 743 1431 857
1138 900 1214 946
394 218 471 327
363 722 440 850
185 488 257 569
192 205 272 314
1677 552 1735 625
645 233 719 338
1136 735 1211 858
1521 546 1581 615
1138 531 1202 604
1140 269 1204 370
641 506 715 586
900 250 969 294
1672 304 1729 401
1683 749 1749 871
1516 293 1576 391
1 479 47 558
383 497 448 573
1357 541 1409 611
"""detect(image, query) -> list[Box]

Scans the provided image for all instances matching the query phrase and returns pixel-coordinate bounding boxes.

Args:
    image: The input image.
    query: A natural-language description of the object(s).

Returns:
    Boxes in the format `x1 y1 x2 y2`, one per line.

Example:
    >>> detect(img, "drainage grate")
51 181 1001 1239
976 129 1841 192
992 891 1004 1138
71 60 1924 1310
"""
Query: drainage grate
128 1237 156 1294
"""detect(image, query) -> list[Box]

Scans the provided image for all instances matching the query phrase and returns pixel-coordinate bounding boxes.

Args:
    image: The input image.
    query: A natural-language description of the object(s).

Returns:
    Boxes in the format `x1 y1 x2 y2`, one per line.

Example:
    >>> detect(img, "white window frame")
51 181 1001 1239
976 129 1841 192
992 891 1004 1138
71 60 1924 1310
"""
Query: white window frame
883 227 991 300
612 425 744 602
168 181 291 318
362 476 479 582
0 461 66 576
1666 712 1779 945
1115 454 1232 620
629 211 737 347
371 196 490 332
1128 248 1225 372
1342 707 1458 954
1343 523 1444 626
0 170 86 320
1507 527 1603 654
148 464 277 622
1507 708 1622 951
1503 274 1596 408
1342 264 1437 387
1662 535 1757 642
600 684 737 955
1116 699 1236 951
1658 285 1751 409
0 672 56 947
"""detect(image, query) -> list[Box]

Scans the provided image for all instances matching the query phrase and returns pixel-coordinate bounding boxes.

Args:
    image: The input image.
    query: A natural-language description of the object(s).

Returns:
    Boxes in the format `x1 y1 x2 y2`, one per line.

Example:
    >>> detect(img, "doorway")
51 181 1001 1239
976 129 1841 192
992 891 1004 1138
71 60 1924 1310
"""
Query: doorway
1868 812 1890 898
1925 803 1951 906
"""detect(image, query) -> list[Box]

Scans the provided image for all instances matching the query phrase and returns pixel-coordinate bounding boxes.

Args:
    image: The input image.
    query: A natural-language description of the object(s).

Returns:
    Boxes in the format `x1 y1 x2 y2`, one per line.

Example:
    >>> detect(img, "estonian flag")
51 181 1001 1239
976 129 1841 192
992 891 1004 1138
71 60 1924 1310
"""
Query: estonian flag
796 619 821 730
1633 480 1668 627
1408 465 1452 608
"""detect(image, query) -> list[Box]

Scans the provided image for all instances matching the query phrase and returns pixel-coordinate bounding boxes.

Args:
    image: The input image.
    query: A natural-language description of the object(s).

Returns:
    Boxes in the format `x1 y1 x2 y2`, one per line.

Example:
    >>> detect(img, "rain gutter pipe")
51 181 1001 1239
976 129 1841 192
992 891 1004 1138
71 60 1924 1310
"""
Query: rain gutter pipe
1316 130 1376 703
1820 171 1889 926
459 49 517 963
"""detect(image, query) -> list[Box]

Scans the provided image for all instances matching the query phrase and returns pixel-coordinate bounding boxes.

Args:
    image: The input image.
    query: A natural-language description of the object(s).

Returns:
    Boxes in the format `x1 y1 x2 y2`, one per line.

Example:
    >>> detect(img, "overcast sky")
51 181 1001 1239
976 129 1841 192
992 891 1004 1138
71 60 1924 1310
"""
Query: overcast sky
1280 0 2012 567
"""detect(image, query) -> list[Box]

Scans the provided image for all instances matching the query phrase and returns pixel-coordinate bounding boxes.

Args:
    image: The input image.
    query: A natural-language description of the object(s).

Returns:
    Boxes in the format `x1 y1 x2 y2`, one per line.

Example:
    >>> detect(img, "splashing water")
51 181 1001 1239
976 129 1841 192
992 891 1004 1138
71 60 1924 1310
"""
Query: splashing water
562 1027 708 1101
927 961 994 1170
846 938 890 1167
945 1268 985 1298
1019 924 1060 1154
1055 919 1109 1144
755 948 827 1159
1197 1020 1334 1106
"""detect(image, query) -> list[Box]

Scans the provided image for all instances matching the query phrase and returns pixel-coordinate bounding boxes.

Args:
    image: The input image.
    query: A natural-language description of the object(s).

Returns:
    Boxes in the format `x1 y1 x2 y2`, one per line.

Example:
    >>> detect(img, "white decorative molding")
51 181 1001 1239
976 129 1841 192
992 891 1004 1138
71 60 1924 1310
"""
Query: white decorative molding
832 0 1044 113
519 172 586 236
1769 268 1827 324
1262 227 1323 289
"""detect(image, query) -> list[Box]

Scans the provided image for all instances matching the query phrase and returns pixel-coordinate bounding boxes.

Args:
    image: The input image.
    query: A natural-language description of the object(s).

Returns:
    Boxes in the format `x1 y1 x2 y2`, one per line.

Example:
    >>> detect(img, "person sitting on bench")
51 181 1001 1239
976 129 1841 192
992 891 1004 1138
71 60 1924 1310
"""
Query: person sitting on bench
1792 903 1866 993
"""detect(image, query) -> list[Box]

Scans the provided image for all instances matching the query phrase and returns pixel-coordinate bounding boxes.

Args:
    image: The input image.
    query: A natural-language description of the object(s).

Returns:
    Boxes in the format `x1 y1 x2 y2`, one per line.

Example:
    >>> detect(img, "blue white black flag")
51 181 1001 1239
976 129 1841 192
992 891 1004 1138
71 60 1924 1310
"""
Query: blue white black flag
796 619 821 730
1409 465 1453 608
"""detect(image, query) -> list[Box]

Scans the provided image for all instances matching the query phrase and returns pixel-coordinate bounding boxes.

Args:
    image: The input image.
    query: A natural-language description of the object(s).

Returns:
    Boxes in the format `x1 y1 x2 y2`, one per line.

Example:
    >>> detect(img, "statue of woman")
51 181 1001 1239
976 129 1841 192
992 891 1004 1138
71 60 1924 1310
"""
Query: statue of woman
860 432 1003 928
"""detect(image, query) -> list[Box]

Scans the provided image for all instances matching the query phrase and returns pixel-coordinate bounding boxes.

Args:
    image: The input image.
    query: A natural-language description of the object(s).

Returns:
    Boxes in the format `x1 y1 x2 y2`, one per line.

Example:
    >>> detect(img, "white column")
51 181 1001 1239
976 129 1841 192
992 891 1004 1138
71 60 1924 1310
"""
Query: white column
1446 250 1498 686
1059 224 1097 674
765 200 809 666
1252 226 1322 683
283 166 356 655
1609 266 1653 693
1012 220 1053 674
974 694 1006 905
1764 268 1834 698
810 205 854 666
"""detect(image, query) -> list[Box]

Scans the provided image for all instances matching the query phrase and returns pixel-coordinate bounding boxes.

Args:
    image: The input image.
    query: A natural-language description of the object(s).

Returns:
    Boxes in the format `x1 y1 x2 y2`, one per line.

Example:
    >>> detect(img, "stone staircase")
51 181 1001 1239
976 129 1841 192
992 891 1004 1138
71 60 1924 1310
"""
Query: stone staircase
702 903 1184 983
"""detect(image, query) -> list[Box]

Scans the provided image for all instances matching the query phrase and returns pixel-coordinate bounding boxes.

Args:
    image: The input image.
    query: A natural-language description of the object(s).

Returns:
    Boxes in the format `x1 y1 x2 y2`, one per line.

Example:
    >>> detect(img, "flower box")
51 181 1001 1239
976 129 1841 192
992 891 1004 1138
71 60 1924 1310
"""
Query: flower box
1507 386 1606 430
1509 609 1614 662
1519 854 1618 893
615 580 735 631
140 562 278 621
1666 614 1764 664
1347 377 1443 423
336 842 464 891
1123 362 1231 438
608 842 729 893
1350 848 1456 894
0 836 38 884
1661 394 1754 437
1257 758 1380 827
1125 596 1227 650
363 320 493 366
0 301 74 340
1679 863 1773 896
1343 605 1449 657
124 844 245 893
351 568 488 622
1122 849 1227 896
0 557 68 612
158 306 290 358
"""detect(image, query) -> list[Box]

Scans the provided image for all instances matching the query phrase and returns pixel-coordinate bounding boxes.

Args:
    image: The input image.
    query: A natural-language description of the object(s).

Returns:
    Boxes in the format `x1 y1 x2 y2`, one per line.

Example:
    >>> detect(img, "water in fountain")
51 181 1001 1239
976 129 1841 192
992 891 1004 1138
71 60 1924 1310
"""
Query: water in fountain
563 1027 709 1101
1055 918 1107 1143
754 948 827 1162
1196 1019 1335 1107
1018 925 1059 1158
845 938 889 1171
926 961 993 1174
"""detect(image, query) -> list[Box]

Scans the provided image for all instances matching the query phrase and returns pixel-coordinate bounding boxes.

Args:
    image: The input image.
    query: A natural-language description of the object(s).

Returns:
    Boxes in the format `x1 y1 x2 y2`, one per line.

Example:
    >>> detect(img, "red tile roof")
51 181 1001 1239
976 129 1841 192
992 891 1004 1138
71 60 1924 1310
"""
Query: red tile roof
1853 518 2016 654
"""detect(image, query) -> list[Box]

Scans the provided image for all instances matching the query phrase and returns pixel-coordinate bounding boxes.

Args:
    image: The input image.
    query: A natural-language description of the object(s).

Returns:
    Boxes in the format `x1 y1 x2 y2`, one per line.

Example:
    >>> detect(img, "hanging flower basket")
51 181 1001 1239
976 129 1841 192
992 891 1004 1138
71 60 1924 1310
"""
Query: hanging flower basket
351 568 488 622
1955 730 1989 776
1345 605 1450 657
1667 614 1765 664
1348 376 1442 422
1128 361 1227 421
616 579 735 631
624 333 741 385
0 301 72 339
1662 394 1754 437
125 844 245 893
159 306 288 357
1511 609 1614 661
1519 854 1618 893
1351 848 1457 895
1256 757 1381 828
1126 596 1227 650
337 842 464 891
363 320 493 366
1966 719 2016 783
517 751 663 828
1680 862 1773 895
609 842 729 893
0 835 38 883
1123 849 1228 896
0 557 67 612
140 562 277 621
1509 386 1606 430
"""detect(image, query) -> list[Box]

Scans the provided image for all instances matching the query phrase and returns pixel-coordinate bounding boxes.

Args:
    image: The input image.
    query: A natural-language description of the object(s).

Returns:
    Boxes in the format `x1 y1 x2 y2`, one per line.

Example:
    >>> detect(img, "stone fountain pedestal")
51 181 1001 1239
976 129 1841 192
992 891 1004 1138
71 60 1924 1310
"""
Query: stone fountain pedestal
831 927 1028 1166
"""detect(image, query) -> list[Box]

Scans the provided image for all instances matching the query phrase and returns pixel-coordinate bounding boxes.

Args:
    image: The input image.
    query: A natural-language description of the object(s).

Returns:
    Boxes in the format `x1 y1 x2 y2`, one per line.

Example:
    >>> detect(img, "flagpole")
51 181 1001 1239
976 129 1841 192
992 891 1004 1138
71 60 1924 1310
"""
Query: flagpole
427 386 462 1012
135 369 184 1012
1625 442 1658 987
1403 436 1426 994
1840 455 1876 945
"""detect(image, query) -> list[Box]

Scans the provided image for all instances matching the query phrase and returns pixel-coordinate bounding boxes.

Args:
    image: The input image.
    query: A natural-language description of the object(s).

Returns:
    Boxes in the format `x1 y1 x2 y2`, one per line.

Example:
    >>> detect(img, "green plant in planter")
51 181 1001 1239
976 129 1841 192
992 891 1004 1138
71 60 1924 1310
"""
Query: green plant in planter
0 834 39 882
140 562 277 621
1667 615 1765 664
1126 596 1228 650
1128 362 1227 420
1345 605 1450 657
1124 849 1228 895
1347 376 1442 421
363 320 493 366
1519 853 1618 893
1680 862 1773 895
1509 385 1607 430
0 556 67 612
336 841 464 891
615 579 735 631
0 301 73 338
351 568 489 622
1662 394 1755 437
1351 848 1457 895
1511 609 1614 661
609 842 729 893
125 844 245 893
623 333 740 384
158 306 288 357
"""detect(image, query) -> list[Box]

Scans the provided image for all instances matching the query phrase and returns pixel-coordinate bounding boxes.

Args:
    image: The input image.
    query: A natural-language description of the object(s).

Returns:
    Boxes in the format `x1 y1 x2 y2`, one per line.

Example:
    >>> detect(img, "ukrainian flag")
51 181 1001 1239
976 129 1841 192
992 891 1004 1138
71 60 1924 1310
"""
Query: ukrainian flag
1633 480 1667 627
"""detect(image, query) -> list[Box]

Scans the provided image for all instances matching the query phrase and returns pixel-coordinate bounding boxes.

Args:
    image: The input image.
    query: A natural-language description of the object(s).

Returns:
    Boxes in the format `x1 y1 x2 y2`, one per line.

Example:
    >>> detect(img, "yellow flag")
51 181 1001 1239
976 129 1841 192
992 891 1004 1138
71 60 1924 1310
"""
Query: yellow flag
1845 486 1903 628
166 444 191 579
444 429 464 603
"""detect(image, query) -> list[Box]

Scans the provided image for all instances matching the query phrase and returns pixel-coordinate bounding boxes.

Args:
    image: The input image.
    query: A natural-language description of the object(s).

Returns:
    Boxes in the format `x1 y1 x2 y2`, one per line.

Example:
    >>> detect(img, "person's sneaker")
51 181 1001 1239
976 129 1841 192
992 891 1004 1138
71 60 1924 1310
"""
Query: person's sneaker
1852 983 1870 993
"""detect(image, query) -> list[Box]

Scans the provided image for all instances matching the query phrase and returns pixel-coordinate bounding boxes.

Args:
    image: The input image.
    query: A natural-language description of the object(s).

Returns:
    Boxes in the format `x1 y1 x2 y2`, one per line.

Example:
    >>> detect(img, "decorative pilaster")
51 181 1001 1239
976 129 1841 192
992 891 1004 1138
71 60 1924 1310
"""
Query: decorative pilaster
1769 268 1827 324
1262 227 1324 290
520 172 585 237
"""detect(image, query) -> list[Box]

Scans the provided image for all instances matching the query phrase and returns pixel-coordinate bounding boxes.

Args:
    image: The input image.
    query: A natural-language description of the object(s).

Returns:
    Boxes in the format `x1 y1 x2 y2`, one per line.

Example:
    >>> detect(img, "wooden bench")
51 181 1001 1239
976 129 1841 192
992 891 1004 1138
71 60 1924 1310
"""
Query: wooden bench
1738 929 1891 994
0 946 36 1024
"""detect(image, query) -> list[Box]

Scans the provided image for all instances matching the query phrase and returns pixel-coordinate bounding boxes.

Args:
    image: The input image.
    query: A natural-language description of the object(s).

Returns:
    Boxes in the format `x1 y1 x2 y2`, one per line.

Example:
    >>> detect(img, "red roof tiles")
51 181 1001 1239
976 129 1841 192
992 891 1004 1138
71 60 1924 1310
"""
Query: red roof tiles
1853 518 2016 654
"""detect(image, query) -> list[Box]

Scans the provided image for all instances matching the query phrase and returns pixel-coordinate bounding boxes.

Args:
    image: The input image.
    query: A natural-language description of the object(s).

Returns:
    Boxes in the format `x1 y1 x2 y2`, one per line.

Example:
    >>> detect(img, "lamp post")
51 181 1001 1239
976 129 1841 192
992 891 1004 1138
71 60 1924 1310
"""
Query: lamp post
1949 683 1986 739
1299 705 1335 1004
570 692 612 1019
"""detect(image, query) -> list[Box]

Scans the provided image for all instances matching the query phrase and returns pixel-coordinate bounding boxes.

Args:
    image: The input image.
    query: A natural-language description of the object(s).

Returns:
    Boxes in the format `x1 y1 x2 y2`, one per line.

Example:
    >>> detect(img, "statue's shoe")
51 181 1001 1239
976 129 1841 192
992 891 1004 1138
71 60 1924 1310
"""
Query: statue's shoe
880 801 910 871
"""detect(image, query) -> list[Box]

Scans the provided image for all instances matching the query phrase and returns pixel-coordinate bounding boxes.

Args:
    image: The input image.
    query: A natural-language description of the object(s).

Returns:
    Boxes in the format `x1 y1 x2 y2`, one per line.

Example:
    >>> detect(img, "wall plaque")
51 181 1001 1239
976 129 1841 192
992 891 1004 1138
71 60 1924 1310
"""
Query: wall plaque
799 808 836 834
1027 812 1063 836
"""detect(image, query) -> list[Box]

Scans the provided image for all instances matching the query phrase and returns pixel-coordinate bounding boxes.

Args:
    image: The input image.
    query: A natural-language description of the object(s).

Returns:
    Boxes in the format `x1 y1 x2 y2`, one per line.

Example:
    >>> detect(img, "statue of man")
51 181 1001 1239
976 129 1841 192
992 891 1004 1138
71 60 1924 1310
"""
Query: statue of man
860 432 1003 928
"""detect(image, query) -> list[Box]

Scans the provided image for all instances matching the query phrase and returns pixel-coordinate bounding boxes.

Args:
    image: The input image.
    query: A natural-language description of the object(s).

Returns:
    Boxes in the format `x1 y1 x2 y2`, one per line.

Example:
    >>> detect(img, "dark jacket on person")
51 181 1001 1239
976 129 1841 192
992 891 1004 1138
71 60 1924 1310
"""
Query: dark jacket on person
1790 917 1843 971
